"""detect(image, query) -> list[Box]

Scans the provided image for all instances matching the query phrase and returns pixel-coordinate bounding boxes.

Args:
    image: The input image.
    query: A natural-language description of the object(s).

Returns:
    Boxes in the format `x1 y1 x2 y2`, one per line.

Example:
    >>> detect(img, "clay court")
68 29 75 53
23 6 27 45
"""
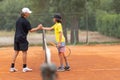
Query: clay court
0 45 120 80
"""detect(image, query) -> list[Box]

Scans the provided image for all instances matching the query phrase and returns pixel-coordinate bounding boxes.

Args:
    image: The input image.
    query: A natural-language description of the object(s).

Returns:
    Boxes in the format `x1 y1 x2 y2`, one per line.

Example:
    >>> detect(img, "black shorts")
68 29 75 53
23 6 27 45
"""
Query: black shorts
14 40 29 51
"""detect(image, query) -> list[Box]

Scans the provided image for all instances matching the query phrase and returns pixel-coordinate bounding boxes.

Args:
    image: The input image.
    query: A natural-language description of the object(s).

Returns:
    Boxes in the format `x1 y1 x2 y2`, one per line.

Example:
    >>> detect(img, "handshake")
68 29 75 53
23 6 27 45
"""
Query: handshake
37 24 43 30
30 24 45 32
34 24 51 32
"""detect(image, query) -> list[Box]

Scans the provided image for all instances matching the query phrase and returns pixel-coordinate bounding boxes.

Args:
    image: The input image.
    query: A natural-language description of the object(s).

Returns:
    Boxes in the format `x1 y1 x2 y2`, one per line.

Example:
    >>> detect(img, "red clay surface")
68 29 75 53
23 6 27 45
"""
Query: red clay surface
0 45 120 80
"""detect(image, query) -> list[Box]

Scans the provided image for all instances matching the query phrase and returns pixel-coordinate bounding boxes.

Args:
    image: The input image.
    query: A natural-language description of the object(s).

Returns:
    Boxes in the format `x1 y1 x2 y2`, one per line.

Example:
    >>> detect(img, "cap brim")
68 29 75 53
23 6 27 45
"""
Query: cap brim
29 11 32 13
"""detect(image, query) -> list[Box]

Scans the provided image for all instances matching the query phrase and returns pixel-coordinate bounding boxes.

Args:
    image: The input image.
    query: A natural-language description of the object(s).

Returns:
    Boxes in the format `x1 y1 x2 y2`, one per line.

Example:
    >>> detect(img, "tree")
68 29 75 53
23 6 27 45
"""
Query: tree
0 0 34 30
0 0 47 30
30 0 49 13
112 0 120 14
48 0 85 44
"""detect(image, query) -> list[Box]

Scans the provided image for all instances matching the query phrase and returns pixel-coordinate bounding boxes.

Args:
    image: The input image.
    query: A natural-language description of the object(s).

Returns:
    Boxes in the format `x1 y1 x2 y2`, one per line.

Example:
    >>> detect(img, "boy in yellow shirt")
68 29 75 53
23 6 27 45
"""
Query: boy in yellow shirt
41 14 70 71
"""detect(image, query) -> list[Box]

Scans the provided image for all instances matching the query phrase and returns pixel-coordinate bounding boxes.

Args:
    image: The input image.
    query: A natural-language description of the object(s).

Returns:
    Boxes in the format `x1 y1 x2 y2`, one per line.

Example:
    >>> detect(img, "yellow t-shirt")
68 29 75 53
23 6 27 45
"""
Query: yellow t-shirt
52 22 65 42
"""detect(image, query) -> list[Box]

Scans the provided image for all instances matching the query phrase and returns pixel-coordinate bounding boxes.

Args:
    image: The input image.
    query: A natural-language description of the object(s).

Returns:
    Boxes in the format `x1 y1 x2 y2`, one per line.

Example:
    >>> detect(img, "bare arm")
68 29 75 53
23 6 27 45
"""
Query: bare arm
42 27 54 31
29 27 39 32
29 24 42 32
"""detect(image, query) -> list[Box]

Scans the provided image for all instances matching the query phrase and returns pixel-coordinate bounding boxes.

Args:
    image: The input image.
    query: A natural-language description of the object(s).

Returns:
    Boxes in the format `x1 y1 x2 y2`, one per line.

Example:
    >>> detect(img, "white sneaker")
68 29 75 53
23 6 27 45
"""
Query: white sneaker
10 68 18 72
23 67 32 72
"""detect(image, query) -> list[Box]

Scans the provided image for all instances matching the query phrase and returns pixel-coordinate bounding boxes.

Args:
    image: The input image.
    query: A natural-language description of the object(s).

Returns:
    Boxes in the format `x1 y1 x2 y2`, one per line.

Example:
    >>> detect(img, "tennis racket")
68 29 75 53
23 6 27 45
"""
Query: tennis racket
48 42 71 57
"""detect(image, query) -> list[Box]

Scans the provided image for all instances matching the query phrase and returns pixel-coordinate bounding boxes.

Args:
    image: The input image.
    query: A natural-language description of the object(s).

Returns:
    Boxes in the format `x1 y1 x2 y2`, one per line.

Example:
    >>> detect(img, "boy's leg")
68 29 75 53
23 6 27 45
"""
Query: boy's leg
22 51 32 72
63 53 70 71
58 45 70 67
12 41 20 64
11 50 19 64
22 51 27 67
57 52 65 71
59 53 64 67
10 50 19 72
63 53 69 67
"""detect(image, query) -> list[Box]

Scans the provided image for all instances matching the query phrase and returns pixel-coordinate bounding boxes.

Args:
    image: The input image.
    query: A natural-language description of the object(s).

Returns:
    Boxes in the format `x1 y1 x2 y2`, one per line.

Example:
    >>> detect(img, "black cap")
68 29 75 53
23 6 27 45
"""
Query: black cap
53 14 61 19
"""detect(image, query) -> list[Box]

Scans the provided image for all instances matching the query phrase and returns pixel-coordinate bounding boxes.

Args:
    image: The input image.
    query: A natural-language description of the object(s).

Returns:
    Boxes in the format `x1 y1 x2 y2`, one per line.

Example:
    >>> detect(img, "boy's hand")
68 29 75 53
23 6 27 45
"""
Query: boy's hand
37 24 43 30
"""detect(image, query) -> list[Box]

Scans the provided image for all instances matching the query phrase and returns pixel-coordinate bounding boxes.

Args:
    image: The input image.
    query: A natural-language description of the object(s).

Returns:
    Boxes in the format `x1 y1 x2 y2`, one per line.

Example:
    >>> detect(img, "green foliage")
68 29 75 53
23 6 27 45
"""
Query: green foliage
96 11 120 38
98 0 113 12
112 0 120 14
95 0 120 38
80 0 100 31
0 0 120 38
0 0 106 31
0 0 33 30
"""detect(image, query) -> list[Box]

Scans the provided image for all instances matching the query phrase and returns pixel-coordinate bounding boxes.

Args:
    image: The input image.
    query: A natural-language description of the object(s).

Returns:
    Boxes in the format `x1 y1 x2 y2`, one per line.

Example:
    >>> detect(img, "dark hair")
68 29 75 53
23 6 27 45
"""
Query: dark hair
21 12 25 17
54 15 62 23
54 15 61 19
55 18 62 23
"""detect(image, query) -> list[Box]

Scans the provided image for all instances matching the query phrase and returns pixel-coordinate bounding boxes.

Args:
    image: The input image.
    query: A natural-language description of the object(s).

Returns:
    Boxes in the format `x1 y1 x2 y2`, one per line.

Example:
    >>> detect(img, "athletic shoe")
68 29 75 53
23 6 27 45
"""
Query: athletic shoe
64 66 71 71
22 67 32 72
57 67 65 72
10 68 17 72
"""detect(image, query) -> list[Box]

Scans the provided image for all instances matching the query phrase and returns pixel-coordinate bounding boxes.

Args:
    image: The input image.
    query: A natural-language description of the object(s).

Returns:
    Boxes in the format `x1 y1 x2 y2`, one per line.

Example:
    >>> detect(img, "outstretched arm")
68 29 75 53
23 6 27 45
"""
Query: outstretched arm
29 24 42 32
29 27 39 32
42 27 54 31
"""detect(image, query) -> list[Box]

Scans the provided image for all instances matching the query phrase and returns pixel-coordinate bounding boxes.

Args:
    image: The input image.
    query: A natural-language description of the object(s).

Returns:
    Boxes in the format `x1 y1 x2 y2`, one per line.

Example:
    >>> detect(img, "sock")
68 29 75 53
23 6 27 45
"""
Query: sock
11 63 15 68
23 64 27 68
60 64 64 68
66 62 69 67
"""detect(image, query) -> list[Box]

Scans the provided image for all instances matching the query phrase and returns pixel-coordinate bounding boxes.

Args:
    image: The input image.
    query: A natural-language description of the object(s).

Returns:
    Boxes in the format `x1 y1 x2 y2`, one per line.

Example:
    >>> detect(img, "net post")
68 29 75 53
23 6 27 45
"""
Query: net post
42 30 45 50
41 30 57 80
